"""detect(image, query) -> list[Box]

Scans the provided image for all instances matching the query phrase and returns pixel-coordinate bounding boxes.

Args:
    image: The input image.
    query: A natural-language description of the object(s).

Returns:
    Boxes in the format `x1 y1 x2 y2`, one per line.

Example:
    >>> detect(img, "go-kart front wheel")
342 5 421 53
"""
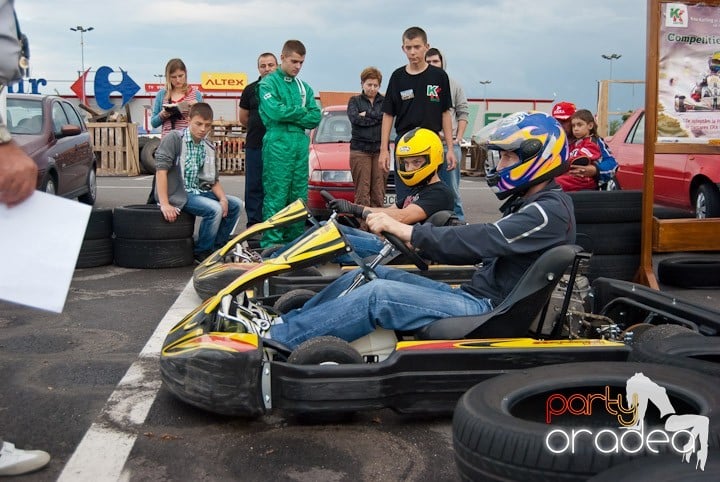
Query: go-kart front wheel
288 336 363 365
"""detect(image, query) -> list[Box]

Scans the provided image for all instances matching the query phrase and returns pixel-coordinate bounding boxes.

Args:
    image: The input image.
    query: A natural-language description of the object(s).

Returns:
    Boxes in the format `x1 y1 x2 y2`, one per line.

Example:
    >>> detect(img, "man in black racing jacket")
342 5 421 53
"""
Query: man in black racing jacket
236 111 576 350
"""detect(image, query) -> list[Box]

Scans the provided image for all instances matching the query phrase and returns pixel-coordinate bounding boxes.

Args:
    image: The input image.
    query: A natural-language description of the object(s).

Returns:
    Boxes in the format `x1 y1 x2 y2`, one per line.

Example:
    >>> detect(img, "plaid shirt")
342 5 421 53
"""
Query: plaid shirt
183 129 206 194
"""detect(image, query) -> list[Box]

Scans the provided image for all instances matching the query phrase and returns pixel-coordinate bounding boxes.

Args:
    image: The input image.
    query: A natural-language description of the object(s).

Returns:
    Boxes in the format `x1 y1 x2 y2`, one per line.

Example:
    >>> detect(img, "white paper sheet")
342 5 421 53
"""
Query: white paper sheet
0 191 91 312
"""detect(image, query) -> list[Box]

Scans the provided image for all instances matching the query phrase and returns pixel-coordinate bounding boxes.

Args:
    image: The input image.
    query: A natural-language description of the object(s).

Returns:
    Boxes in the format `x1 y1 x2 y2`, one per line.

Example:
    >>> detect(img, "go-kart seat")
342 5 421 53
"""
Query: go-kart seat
415 244 582 340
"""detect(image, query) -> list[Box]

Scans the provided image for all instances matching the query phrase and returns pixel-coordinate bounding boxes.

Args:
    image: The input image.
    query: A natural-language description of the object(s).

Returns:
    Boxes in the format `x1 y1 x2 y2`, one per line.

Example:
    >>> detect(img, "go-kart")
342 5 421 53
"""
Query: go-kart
674 74 720 111
192 193 473 301
160 213 720 418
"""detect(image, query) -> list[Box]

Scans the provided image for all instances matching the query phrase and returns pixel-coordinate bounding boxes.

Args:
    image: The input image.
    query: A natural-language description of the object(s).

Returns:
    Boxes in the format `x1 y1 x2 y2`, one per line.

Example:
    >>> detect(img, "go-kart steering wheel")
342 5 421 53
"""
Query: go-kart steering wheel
320 190 360 228
382 231 428 271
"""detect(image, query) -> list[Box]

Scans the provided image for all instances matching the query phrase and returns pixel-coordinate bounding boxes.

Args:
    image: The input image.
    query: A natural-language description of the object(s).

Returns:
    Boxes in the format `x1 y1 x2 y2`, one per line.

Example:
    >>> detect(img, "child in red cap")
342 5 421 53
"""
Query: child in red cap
551 101 576 138
556 109 602 192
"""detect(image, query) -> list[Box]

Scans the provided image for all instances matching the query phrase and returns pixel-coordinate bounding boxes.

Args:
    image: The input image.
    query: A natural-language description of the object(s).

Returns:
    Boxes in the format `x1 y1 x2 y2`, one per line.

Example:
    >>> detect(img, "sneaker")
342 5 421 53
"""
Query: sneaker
0 442 51 476
215 293 280 337
193 251 212 264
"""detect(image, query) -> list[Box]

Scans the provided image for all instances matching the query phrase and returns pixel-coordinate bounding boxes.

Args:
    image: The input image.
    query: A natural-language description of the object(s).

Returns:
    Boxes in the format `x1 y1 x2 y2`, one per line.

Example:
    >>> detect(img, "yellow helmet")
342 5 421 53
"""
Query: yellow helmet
395 128 443 187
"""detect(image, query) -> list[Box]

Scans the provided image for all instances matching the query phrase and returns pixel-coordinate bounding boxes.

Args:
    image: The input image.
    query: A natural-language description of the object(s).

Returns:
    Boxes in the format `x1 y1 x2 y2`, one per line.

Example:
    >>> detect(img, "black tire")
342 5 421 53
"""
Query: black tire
113 237 194 268
140 137 160 174
658 256 720 288
695 183 720 219
137 137 151 174
569 190 642 223
589 453 720 481
453 362 720 482
288 336 363 365
273 289 317 314
576 222 641 255
586 253 639 282
78 167 97 205
76 238 114 269
83 208 114 240
630 324 720 377
113 204 195 240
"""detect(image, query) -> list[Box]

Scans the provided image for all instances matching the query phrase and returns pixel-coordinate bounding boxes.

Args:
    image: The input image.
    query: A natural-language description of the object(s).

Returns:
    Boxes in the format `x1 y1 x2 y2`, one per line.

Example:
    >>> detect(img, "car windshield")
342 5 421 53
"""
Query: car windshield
6 98 44 135
314 111 352 144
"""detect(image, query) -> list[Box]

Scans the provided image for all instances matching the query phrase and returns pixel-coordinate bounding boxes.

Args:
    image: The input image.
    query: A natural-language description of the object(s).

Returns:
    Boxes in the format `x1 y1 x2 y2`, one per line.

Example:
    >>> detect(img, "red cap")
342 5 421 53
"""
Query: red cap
551 102 576 120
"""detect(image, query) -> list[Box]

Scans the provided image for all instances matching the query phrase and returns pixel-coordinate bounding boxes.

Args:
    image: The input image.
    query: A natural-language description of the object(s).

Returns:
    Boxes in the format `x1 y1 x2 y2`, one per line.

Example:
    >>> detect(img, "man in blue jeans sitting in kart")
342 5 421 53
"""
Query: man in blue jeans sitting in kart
231 111 576 350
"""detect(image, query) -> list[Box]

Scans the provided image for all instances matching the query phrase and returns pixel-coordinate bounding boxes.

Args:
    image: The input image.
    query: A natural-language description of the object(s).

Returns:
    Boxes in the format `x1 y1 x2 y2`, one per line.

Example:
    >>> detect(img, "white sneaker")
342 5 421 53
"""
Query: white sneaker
0 441 51 476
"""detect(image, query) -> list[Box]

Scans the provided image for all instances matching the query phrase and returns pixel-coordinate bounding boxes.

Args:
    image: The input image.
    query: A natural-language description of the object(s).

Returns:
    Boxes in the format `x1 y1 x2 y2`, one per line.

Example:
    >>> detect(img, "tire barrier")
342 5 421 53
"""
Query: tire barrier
112 204 195 269
76 208 114 269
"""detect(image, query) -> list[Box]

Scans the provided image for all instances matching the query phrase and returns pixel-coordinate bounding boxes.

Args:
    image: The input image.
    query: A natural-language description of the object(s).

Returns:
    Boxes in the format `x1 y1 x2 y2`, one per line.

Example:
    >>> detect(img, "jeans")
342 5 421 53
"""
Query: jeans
270 265 493 350
270 224 385 265
183 191 242 253
437 143 465 221
244 147 264 227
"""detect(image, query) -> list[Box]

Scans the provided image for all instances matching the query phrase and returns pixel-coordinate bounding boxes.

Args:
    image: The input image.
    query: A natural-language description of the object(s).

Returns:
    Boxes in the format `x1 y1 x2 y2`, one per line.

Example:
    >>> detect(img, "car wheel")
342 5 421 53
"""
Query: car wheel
629 324 720 377
78 168 97 205
113 204 195 240
452 362 720 482
658 255 720 288
140 137 160 174
695 183 720 218
273 289 317 314
42 176 57 195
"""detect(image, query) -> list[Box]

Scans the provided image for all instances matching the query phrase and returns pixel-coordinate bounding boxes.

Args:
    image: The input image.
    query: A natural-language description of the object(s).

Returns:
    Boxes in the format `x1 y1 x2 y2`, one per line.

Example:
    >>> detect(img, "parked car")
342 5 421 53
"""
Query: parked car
6 93 97 205
307 105 395 218
607 108 720 218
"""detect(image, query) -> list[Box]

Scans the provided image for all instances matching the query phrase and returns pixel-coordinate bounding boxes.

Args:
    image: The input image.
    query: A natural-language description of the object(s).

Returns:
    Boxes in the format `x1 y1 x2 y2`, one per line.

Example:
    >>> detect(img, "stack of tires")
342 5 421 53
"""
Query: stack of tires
113 205 195 269
570 190 642 282
76 208 114 269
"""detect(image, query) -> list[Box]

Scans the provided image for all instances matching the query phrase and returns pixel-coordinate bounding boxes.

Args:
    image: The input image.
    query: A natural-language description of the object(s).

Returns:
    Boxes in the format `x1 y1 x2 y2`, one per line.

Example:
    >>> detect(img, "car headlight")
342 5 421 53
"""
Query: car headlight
309 170 353 183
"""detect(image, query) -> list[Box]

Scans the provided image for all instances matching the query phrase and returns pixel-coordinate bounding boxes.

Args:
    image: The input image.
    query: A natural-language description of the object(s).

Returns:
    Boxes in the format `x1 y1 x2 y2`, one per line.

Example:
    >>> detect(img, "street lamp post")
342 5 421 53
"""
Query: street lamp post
70 25 94 103
601 53 622 80
479 80 492 105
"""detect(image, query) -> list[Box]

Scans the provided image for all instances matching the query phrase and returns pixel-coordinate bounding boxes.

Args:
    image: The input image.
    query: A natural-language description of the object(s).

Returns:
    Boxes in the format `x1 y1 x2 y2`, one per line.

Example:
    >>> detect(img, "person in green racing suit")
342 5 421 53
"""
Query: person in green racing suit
258 39 321 248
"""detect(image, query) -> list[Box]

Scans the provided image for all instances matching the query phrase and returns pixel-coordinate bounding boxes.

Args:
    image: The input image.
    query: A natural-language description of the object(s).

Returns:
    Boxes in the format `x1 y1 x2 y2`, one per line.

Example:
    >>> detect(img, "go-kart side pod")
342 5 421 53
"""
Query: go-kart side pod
194 199 312 273
159 299 266 416
205 220 351 309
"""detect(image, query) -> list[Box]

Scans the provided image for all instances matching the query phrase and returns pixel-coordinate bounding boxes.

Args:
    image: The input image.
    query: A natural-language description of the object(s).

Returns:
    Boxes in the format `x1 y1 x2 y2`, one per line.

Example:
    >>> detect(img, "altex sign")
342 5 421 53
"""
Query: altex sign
201 72 248 91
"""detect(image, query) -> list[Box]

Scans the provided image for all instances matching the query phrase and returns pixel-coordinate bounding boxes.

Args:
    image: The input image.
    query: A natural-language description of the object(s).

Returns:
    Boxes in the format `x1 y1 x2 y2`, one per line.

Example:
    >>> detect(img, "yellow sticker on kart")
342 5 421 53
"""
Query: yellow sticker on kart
396 338 624 351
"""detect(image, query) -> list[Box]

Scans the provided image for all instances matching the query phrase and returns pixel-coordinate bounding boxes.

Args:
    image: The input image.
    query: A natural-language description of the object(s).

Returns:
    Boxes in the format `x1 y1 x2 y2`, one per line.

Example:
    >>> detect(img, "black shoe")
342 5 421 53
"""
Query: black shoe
193 251 212 264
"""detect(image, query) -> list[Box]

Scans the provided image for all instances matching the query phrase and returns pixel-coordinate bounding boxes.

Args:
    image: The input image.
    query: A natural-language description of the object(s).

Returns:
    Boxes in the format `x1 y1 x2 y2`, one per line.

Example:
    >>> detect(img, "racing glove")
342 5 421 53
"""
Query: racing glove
328 199 368 218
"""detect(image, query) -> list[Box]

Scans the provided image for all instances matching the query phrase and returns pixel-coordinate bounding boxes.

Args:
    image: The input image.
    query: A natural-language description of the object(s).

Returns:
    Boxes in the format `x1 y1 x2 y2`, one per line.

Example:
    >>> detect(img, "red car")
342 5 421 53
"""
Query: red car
7 93 97 204
307 105 395 218
608 108 720 218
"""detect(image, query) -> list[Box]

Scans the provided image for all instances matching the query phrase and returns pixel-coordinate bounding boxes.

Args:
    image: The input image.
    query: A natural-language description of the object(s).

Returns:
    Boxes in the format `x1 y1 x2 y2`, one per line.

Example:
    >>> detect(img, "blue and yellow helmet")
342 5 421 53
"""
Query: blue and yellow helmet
709 52 720 73
473 111 569 200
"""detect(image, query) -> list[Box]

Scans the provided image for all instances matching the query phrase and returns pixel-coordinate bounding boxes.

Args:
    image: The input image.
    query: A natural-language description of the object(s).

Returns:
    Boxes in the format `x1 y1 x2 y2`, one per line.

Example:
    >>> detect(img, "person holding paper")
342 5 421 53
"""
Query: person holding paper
0 0 53 476
150 58 203 137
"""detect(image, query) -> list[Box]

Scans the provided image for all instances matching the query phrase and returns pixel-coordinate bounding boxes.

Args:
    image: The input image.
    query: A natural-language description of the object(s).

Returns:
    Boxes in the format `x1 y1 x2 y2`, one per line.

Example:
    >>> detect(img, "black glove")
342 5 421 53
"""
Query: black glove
328 199 366 218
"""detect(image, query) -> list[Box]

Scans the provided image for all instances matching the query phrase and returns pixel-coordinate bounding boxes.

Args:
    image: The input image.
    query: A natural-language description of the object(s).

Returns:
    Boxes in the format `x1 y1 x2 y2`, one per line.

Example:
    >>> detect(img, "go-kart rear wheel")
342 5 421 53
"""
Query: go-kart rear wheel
288 336 363 365
273 289 317 314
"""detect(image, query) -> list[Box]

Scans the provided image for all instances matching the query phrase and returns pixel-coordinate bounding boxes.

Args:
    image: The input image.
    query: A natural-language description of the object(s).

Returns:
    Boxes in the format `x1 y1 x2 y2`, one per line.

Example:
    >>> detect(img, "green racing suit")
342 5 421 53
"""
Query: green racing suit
258 68 321 248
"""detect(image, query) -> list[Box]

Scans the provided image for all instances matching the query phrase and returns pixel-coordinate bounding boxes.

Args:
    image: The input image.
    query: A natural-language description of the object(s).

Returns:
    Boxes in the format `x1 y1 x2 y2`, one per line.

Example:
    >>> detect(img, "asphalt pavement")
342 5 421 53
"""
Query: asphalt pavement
1 175 717 481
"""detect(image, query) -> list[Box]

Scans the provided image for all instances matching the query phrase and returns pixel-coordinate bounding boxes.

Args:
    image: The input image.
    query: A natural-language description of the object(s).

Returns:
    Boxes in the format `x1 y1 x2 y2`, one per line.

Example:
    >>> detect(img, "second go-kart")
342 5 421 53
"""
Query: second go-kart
192 192 473 301
159 212 719 418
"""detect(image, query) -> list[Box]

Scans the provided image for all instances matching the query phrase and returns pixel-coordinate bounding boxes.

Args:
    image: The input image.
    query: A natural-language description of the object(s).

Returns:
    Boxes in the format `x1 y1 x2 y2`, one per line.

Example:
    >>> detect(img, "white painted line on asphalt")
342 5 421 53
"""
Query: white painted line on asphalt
58 280 201 482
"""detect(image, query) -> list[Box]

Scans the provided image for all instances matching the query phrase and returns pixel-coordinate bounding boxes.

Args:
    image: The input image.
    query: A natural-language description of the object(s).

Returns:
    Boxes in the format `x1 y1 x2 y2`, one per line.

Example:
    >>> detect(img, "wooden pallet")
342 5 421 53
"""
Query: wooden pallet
87 122 139 176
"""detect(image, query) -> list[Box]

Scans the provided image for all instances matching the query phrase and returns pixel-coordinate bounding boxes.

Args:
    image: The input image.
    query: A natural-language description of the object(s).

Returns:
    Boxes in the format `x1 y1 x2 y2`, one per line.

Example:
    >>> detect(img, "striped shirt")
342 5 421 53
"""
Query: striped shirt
161 87 200 137
183 129 205 194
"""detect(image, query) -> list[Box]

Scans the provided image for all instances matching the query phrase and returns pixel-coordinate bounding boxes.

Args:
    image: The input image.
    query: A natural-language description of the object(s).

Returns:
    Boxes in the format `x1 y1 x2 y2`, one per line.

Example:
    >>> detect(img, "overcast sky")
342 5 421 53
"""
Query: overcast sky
15 0 648 115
